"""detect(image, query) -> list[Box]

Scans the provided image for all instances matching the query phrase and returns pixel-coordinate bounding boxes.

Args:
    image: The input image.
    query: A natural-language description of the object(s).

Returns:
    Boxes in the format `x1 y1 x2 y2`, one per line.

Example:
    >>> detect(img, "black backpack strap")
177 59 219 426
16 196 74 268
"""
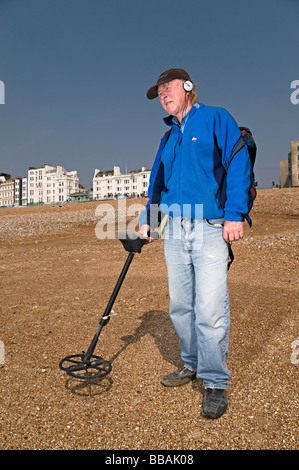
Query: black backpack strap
225 139 245 172
227 243 234 270
163 128 172 147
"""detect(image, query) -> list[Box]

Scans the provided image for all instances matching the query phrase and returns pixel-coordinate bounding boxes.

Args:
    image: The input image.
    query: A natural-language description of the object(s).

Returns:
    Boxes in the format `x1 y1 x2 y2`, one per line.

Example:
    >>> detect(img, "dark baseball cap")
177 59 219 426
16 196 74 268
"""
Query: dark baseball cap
146 68 192 100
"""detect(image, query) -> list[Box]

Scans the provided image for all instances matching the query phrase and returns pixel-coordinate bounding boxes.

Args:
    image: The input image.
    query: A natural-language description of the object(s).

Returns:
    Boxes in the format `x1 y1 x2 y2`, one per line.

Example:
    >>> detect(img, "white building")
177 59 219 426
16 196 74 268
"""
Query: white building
280 140 299 188
93 165 151 200
28 164 79 205
0 175 26 207
14 177 22 206
0 178 15 207
21 177 28 206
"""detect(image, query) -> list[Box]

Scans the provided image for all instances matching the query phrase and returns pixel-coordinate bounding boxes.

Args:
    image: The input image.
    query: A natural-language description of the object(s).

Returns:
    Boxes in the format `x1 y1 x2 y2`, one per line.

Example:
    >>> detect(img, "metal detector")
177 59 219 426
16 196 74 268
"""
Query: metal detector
59 232 148 381
59 215 168 381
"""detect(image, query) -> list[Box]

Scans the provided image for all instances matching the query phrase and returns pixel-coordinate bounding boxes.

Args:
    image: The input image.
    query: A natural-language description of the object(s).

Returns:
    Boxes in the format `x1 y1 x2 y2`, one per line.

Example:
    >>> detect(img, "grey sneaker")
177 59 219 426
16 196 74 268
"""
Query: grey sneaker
161 366 196 387
202 388 228 419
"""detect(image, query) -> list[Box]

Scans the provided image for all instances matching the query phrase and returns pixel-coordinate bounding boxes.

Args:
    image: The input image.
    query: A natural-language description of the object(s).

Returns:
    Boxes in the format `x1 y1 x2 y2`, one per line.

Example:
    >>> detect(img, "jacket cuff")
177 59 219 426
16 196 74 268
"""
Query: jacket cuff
224 211 244 222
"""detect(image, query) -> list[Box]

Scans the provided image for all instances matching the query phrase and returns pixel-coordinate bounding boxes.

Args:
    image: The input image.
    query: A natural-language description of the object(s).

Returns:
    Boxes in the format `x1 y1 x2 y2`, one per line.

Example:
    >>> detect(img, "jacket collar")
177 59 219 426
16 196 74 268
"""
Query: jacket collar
163 102 203 128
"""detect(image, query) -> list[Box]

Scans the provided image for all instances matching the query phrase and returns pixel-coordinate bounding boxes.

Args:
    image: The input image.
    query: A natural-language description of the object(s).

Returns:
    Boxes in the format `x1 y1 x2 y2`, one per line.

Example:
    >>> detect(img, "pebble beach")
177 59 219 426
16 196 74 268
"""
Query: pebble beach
0 188 298 450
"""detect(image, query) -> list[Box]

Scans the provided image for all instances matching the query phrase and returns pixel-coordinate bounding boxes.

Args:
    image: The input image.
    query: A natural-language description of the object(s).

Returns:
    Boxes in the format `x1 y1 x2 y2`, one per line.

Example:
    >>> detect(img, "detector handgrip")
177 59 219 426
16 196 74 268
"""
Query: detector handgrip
118 232 148 253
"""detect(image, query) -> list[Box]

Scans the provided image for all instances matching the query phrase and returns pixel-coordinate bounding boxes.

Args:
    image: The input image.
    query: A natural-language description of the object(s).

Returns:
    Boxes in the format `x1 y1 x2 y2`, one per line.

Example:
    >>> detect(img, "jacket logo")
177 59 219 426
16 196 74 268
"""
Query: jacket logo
192 137 197 141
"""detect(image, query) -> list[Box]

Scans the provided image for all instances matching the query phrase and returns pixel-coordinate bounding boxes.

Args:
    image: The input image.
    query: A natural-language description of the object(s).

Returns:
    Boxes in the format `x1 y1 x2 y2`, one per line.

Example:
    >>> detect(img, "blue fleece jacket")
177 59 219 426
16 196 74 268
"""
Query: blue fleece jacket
139 103 254 227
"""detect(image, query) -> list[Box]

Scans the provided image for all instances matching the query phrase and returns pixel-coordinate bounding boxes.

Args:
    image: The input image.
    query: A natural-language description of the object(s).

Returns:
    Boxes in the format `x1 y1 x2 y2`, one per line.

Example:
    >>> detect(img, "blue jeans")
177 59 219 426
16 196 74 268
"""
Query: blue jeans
164 217 231 389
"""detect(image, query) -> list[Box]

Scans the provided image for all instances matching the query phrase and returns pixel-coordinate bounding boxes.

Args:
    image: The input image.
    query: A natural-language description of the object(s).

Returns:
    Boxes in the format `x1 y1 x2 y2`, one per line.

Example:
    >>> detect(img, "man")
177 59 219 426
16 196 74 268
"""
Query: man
139 68 253 419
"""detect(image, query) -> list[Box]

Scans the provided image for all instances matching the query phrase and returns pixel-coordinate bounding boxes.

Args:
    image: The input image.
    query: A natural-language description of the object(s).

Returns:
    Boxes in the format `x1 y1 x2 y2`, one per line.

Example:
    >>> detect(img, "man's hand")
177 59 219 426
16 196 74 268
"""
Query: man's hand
138 224 154 244
223 221 244 242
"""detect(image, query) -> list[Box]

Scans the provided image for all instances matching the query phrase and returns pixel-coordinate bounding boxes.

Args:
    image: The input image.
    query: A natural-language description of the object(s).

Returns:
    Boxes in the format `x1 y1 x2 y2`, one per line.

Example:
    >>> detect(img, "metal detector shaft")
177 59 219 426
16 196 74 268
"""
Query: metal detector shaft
84 251 135 362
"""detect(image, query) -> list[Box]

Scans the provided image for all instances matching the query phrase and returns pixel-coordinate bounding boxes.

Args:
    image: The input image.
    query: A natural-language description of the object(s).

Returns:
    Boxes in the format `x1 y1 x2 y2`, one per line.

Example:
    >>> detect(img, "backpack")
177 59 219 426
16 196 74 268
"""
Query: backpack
225 127 257 223
221 126 257 269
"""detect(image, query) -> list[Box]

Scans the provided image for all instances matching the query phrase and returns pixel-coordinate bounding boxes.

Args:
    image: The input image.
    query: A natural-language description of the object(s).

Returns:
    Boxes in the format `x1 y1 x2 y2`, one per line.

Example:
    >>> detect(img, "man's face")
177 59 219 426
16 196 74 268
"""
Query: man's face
157 79 187 119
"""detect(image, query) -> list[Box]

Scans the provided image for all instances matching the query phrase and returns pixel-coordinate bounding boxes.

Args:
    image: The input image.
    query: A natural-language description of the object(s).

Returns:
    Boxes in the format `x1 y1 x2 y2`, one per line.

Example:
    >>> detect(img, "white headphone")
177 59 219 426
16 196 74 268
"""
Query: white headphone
183 80 193 92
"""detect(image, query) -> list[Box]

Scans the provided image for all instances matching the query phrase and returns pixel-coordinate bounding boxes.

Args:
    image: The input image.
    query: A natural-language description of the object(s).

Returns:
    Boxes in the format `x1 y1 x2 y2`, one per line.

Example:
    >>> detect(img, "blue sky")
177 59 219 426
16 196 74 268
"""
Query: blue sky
0 0 298 189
